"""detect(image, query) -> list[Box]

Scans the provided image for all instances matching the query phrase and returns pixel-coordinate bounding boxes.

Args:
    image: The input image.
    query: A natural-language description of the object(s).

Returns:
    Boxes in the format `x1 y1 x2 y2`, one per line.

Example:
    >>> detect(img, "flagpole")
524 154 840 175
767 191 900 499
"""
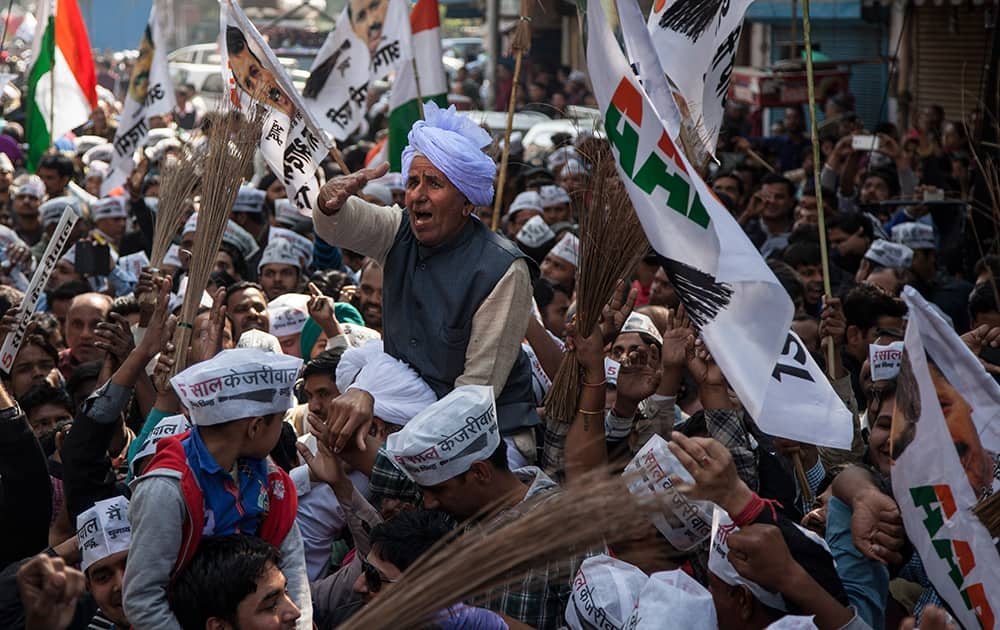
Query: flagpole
490 0 533 232
799 0 826 506
48 15 55 155
411 57 425 119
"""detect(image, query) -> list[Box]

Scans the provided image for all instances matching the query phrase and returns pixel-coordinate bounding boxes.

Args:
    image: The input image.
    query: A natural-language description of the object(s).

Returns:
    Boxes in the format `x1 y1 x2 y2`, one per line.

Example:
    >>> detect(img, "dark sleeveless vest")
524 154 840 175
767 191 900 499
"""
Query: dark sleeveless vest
382 212 540 433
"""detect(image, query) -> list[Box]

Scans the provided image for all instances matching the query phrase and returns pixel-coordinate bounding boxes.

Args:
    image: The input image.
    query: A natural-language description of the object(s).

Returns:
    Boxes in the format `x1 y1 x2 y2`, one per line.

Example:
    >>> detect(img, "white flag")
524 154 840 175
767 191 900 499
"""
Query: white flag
891 287 1000 630
646 0 754 154
586 0 791 421
103 2 175 195
220 0 329 214
303 0 412 141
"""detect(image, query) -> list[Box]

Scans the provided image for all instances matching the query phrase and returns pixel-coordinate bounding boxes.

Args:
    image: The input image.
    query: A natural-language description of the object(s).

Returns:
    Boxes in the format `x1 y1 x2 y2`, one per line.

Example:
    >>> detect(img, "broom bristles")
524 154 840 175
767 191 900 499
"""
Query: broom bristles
974 490 1000 538
150 148 203 268
338 468 663 630
171 108 263 373
544 145 649 426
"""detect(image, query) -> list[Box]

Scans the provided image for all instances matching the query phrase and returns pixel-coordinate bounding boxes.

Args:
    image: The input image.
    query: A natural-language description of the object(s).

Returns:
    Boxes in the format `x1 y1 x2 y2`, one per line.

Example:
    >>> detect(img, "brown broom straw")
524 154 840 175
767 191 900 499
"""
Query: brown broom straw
490 0 533 232
544 145 648 424
171 110 263 373
338 469 663 630
137 148 204 314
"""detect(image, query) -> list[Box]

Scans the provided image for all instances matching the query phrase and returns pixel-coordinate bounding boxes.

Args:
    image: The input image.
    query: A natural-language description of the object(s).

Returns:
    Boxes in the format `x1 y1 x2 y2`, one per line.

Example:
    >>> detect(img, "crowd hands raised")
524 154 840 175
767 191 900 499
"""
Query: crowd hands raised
0 62 992 630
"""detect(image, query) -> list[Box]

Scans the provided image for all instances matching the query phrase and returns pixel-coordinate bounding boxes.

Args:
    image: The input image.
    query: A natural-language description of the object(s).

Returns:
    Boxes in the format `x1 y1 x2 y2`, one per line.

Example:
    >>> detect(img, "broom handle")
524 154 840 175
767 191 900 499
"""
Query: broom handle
491 50 524 232
329 145 351 175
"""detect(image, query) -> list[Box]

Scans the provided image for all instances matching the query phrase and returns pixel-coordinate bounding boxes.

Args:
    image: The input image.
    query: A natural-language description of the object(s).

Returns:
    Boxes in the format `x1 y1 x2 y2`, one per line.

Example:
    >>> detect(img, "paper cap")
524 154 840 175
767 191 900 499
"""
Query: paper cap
374 172 404 192
709 507 787 610
565 555 646 630
624 435 716 550
507 191 543 218
236 329 285 353
890 222 935 251
15 177 45 200
269 226 314 269
129 414 191 477
561 159 587 177
624 570 717 630
170 348 302 426
232 185 266 214
548 233 579 267
539 184 571 208
362 182 393 206
546 146 578 171
40 196 83 227
865 239 913 269
516 215 556 249
87 161 110 180
0 152 12 173
91 197 127 221
621 312 663 345
268 293 310 337
258 239 302 273
385 385 499 486
869 341 904 382
77 496 131 572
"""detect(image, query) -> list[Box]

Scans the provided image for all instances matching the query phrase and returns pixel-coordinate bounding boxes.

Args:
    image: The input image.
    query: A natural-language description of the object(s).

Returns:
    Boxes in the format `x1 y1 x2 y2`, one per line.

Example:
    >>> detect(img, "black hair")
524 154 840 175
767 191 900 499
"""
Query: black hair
309 269 352 297
20 382 73 417
225 281 265 303
170 535 282 630
38 154 74 178
827 212 873 239
862 168 900 198
968 283 999 320
369 510 456 573
46 280 91 306
27 312 61 343
712 171 745 197
225 26 251 58
974 255 1000 281
18 334 59 365
533 278 570 312
257 172 278 192
486 433 511 472
767 260 805 306
760 173 796 200
219 241 249 280
302 348 345 380
111 294 140 319
843 284 907 331
783 242 822 269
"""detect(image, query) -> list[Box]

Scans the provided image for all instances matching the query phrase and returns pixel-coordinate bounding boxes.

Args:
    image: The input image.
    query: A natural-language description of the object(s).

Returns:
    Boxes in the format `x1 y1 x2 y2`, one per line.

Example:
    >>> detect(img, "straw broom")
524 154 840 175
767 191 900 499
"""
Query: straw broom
171 110 263 373
490 0 534 232
138 148 205 313
544 145 648 424
338 469 663 630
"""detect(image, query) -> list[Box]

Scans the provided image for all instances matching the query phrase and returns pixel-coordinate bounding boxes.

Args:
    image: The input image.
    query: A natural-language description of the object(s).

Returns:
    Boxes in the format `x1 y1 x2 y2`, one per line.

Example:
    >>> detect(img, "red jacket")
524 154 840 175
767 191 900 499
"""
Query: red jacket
142 431 298 575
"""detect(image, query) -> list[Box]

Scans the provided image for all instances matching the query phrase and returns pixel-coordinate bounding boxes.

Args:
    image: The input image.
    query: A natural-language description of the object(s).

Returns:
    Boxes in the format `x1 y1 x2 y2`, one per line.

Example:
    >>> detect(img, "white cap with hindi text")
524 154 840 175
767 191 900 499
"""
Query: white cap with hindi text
77 495 131 572
385 385 499 486
170 348 302 426
890 222 935 251
539 184 571 208
624 570 717 630
624 435 715 550
517 215 555 249
232 185 266 214
869 341 904 382
258 239 302 273
129 414 191 477
549 232 579 267
92 197 127 221
621 312 663 345
864 239 912 269
565 554 646 630
507 191 543 218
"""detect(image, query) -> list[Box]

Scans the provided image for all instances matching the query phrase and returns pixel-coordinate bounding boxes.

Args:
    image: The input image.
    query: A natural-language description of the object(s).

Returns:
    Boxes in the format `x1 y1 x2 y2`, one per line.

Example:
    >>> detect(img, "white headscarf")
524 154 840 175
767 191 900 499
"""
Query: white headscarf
335 341 437 426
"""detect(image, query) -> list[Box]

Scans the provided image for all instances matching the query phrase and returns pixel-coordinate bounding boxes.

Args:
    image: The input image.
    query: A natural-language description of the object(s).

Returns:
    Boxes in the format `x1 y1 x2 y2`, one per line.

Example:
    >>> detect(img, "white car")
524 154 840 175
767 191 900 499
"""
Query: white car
522 117 604 161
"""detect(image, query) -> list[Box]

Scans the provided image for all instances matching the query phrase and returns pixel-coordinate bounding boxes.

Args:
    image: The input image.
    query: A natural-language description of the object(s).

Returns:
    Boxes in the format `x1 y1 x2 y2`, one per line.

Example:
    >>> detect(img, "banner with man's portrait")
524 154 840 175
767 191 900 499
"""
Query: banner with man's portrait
220 0 330 213
302 0 412 140
103 1 174 194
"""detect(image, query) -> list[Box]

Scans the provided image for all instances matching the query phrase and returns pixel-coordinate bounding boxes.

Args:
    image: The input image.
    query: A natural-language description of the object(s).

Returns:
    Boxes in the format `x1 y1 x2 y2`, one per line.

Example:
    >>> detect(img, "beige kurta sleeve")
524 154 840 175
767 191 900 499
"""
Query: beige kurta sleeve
455 258 533 397
312 196 404 266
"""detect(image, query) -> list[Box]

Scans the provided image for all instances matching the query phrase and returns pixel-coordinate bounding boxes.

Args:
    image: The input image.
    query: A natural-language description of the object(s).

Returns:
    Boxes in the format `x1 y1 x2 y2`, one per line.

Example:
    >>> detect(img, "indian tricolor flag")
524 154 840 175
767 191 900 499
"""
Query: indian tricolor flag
26 0 97 171
388 0 447 172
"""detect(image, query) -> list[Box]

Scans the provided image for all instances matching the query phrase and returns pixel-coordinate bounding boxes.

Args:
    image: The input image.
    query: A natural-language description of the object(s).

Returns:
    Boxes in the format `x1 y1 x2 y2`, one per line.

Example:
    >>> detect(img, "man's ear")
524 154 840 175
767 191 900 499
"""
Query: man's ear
206 617 233 630
845 324 862 347
468 461 493 484
245 416 267 441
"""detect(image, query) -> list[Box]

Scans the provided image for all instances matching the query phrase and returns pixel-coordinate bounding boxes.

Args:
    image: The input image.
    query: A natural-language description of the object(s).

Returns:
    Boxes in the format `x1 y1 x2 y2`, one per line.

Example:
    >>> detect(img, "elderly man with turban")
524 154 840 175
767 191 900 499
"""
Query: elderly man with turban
314 102 539 466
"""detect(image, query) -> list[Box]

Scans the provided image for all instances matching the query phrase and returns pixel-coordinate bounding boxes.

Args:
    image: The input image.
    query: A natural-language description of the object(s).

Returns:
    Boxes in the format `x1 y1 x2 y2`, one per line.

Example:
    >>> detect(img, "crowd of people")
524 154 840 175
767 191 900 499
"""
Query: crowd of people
0 26 993 630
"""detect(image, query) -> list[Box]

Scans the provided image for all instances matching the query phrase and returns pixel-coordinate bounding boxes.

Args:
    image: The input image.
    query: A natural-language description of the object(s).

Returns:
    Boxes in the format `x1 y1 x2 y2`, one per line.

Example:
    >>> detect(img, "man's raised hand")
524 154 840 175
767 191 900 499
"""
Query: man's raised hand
317 162 390 215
